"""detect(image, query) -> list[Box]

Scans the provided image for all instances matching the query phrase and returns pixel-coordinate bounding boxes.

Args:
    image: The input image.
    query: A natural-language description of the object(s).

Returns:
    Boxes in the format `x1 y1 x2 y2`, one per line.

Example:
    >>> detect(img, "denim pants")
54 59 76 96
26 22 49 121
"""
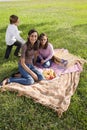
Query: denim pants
9 63 44 85
36 56 52 68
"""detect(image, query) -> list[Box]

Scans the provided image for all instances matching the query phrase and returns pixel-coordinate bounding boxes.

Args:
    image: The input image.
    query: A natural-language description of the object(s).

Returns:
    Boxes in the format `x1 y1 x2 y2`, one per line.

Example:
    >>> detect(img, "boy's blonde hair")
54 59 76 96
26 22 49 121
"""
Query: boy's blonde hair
9 15 18 24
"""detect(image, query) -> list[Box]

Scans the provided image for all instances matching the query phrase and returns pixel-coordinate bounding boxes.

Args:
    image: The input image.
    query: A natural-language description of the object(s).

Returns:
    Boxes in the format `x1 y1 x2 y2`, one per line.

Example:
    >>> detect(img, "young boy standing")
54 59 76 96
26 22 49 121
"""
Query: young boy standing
4 15 25 59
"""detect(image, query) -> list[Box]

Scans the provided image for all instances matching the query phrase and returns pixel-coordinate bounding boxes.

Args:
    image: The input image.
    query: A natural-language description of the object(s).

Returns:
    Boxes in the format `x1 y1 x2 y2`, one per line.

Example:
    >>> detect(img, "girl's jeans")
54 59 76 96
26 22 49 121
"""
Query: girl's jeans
36 56 52 68
9 63 44 85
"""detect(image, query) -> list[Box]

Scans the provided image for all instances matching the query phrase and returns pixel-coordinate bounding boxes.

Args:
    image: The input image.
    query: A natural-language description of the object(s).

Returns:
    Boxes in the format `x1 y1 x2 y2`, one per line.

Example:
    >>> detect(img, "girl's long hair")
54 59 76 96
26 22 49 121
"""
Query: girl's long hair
25 29 39 56
26 29 39 50
39 33 48 49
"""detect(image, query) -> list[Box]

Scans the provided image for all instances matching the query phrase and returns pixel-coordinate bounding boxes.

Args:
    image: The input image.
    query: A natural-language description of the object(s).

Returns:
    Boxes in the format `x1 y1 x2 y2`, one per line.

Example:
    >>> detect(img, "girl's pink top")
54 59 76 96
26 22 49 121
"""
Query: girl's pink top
39 43 54 62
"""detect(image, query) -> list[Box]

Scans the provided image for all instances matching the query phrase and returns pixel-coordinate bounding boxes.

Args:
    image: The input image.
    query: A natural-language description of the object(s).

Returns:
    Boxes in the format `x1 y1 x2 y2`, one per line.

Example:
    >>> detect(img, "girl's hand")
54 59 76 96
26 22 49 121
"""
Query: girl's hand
21 58 38 81
41 59 45 64
31 71 38 81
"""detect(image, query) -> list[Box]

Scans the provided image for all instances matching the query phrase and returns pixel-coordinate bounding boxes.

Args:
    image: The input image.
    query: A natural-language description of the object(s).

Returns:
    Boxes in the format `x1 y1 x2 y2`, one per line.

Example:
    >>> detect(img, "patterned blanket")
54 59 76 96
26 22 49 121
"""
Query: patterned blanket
1 49 86 117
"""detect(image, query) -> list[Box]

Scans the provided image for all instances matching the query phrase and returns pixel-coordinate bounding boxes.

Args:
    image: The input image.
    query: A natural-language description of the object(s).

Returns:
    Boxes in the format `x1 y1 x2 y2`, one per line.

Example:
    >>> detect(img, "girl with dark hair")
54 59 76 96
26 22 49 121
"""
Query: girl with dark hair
36 33 54 68
2 29 44 85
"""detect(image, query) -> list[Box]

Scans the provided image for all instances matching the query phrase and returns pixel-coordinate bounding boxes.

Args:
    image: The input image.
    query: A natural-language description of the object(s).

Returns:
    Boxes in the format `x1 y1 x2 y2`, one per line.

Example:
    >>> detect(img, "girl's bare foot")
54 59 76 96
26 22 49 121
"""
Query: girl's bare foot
2 78 8 86
14 73 21 78
11 72 22 78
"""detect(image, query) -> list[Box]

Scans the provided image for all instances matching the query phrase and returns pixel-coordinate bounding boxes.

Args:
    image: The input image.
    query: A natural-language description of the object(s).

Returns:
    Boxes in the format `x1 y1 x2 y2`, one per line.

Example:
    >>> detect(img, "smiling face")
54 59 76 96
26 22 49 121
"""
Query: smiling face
29 32 38 45
40 36 47 46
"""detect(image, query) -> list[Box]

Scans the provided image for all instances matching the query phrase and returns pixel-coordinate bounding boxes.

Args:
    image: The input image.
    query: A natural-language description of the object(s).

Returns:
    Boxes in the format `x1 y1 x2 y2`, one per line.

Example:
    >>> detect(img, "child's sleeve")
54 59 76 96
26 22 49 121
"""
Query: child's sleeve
44 43 54 62
15 27 26 44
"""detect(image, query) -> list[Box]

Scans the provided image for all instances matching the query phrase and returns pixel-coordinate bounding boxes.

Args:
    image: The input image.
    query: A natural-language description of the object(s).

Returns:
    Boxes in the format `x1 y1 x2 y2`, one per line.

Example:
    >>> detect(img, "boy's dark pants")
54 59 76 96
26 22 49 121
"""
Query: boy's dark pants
4 41 22 59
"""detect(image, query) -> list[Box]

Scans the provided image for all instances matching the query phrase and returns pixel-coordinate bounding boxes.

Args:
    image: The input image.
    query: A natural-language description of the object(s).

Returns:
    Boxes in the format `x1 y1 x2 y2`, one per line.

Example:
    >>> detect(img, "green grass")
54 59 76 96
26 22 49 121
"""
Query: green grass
0 0 87 130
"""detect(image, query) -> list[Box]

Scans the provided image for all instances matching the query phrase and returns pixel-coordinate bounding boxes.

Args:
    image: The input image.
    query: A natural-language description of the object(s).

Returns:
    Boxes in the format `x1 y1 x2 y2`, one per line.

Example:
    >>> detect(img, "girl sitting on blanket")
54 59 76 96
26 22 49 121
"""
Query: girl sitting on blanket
1 29 44 86
35 33 54 68
35 33 68 68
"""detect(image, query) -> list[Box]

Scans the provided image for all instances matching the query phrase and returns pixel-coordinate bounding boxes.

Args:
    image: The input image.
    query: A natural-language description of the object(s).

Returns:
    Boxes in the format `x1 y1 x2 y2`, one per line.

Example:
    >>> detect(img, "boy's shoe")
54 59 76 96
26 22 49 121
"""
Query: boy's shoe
18 53 21 57
14 53 21 57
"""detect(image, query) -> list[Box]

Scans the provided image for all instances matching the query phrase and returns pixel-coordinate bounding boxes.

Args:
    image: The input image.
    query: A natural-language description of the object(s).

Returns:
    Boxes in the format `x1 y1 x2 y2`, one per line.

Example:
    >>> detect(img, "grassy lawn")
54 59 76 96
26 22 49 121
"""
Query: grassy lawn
0 0 87 129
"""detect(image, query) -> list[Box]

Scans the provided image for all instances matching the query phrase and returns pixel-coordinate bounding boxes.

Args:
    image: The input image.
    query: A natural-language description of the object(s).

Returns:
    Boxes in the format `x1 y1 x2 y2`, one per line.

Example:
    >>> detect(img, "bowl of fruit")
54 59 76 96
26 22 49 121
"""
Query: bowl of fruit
43 69 56 80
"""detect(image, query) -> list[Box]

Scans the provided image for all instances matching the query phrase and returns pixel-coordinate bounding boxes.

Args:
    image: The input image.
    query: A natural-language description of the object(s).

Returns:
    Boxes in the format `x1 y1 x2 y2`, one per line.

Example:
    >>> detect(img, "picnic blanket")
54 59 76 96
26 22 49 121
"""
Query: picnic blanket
1 49 86 117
